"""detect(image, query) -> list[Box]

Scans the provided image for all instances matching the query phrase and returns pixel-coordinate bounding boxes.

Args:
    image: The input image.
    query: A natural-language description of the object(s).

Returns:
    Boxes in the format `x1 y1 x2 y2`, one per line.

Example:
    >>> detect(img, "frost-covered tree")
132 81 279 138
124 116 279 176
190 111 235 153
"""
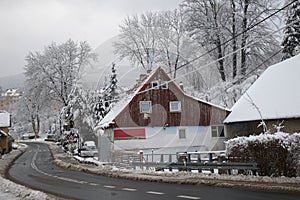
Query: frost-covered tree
282 0 300 60
114 13 158 71
15 81 51 136
114 10 199 78
182 0 229 81
24 39 96 132
182 0 281 81
155 9 190 78
92 63 119 128
106 63 118 101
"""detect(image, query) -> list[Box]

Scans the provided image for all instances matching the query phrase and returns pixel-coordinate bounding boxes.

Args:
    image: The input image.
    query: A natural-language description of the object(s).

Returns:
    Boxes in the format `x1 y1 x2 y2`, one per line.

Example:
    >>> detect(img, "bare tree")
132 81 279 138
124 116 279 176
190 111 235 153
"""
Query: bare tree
114 10 197 78
182 0 281 82
182 0 229 82
156 9 188 78
114 13 158 71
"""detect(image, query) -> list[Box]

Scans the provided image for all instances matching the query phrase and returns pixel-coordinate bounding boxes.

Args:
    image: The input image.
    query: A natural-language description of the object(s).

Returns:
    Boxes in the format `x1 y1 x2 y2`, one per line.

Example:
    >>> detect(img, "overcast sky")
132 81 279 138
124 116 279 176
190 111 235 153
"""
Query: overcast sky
0 0 182 78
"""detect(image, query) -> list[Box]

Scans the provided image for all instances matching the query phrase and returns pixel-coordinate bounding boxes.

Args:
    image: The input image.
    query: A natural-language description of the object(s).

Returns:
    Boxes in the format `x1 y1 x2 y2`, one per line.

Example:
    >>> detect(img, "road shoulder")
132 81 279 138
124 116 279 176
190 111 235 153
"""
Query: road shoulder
48 142 300 194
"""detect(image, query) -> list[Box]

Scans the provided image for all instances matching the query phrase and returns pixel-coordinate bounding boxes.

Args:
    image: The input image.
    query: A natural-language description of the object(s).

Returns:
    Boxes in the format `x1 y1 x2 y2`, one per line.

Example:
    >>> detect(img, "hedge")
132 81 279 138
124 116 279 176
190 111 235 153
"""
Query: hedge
225 132 300 177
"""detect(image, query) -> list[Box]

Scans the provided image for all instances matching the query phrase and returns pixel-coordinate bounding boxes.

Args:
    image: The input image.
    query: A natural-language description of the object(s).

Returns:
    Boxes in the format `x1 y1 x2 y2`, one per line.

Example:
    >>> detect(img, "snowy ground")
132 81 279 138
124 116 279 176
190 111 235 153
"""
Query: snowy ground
50 143 300 193
1 140 300 200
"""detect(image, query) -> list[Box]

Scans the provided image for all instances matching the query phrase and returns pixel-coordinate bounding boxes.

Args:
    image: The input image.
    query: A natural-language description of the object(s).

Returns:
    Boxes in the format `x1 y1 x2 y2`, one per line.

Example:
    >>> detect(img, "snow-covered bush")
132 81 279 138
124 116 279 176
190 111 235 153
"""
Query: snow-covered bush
225 132 300 177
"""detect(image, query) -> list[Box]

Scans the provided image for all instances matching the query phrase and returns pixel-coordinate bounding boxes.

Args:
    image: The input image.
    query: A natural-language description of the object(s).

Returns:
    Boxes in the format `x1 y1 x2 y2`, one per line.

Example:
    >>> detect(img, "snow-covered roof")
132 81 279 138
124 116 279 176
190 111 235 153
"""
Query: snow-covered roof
1 89 20 97
224 54 300 124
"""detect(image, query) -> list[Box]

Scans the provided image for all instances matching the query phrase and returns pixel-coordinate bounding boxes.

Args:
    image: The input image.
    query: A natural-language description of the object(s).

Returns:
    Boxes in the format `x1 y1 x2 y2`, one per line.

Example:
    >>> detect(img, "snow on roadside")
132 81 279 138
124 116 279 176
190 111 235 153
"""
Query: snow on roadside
0 176 50 200
49 142 300 193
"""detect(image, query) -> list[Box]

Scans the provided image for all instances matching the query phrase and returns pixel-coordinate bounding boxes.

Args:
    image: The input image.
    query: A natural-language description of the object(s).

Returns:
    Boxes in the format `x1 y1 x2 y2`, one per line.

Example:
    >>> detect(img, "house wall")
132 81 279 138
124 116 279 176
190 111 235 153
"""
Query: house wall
225 118 300 138
113 126 226 154
98 128 113 162
114 69 228 128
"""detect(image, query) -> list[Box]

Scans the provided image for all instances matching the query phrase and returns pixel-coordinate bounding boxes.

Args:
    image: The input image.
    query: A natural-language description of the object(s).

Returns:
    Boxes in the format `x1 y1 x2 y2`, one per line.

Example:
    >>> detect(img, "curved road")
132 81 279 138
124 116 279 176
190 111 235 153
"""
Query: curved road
8 142 300 200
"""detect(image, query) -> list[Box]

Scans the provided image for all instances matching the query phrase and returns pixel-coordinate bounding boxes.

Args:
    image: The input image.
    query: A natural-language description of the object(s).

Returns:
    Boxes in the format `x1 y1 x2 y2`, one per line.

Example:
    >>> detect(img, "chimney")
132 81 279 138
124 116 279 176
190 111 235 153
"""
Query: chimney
139 74 147 81
179 81 184 91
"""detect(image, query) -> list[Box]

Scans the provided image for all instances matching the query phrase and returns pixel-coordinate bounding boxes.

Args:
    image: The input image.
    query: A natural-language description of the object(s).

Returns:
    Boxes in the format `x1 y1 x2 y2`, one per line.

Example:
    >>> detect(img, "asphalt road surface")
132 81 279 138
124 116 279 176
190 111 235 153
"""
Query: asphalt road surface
8 142 300 200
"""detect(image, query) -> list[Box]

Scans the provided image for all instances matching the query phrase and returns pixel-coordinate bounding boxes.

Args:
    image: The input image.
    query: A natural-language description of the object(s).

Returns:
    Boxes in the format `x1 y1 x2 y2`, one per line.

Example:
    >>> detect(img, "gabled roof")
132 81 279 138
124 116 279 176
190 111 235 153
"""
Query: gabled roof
224 54 300 124
99 68 162 129
99 67 228 129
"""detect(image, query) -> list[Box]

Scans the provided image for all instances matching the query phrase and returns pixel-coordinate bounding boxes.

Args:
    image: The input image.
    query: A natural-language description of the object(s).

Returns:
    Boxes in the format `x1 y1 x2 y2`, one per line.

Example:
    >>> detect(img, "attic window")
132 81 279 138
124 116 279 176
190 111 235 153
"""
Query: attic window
140 101 152 113
151 81 159 90
211 125 225 137
170 101 181 112
161 81 168 89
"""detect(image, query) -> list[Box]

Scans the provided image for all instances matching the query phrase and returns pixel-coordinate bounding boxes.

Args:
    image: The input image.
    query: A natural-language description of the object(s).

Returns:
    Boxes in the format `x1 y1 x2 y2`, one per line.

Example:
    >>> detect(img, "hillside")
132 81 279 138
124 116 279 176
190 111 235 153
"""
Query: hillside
81 36 144 90
0 73 25 90
81 36 220 95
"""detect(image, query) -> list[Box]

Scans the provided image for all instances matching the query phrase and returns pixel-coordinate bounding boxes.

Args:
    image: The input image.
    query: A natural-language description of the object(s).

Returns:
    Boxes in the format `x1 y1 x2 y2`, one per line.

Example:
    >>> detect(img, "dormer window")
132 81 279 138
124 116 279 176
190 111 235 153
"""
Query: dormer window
161 81 168 89
151 81 159 90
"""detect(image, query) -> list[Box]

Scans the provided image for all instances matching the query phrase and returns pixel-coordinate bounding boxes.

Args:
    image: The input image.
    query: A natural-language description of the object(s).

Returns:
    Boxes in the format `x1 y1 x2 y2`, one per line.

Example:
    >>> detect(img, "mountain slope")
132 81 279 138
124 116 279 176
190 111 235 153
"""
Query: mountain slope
0 73 25 90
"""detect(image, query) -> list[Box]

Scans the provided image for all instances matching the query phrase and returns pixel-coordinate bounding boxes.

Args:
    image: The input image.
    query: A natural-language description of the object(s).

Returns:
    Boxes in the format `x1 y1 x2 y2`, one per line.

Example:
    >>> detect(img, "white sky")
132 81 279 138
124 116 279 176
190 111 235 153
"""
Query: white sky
0 0 182 77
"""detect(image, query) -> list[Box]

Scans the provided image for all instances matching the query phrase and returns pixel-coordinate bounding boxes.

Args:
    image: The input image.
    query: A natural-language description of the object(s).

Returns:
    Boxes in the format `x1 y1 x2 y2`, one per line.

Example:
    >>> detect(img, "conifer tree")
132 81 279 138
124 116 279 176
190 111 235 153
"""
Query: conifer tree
282 0 300 60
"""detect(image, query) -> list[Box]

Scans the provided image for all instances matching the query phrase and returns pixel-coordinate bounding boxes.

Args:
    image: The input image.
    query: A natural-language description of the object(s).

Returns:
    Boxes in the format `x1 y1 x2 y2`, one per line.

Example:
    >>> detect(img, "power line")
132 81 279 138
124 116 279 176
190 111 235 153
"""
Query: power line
207 48 283 103
135 17 300 97
168 0 296 74
94 1 298 106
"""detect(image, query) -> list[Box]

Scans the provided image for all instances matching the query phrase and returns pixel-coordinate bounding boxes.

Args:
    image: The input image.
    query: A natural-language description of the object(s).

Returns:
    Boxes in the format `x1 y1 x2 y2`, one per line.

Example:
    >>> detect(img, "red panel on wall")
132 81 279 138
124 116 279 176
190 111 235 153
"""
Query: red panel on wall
114 128 146 140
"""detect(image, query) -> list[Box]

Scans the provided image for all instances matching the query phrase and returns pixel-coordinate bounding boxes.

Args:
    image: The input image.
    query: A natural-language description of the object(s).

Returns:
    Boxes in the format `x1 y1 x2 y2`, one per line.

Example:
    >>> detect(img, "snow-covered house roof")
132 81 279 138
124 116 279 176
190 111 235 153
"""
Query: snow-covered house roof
224 54 300 124
1 89 20 97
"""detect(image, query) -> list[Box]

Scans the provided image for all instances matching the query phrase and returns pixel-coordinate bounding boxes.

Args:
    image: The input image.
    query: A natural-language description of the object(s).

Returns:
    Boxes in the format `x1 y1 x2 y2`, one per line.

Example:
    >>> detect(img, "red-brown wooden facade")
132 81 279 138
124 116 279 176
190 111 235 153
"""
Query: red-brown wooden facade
112 67 229 128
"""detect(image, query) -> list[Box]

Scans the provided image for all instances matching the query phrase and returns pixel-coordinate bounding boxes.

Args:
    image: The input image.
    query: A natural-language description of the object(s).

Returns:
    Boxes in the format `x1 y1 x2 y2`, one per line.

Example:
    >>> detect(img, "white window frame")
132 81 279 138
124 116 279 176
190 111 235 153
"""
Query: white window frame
170 101 181 112
151 81 159 90
140 101 152 113
161 81 168 89
211 125 225 138
178 128 186 139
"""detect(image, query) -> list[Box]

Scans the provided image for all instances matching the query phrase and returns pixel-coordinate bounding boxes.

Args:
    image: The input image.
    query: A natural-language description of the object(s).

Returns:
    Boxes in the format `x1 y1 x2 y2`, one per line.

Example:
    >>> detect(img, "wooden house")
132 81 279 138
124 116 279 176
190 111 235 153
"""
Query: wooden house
98 67 229 161
224 54 300 137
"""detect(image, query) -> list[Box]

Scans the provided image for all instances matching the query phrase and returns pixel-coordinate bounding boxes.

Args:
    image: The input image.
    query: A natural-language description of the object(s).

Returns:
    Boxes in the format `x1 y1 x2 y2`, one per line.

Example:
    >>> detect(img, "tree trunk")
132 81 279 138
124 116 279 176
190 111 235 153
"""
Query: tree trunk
36 114 40 137
210 0 226 82
31 114 36 134
216 36 226 82
231 0 237 79
241 0 249 76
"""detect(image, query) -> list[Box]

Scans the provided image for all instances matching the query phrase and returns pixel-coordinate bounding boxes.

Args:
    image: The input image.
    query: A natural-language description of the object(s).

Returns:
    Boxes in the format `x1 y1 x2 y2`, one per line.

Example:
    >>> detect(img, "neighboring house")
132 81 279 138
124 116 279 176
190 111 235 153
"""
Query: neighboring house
0 89 21 112
224 54 300 137
98 67 229 161
0 110 12 154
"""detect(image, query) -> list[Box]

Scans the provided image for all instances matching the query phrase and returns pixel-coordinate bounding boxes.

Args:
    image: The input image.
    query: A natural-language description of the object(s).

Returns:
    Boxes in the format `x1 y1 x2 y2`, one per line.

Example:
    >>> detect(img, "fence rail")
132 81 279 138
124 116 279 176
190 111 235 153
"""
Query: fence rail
112 151 258 175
